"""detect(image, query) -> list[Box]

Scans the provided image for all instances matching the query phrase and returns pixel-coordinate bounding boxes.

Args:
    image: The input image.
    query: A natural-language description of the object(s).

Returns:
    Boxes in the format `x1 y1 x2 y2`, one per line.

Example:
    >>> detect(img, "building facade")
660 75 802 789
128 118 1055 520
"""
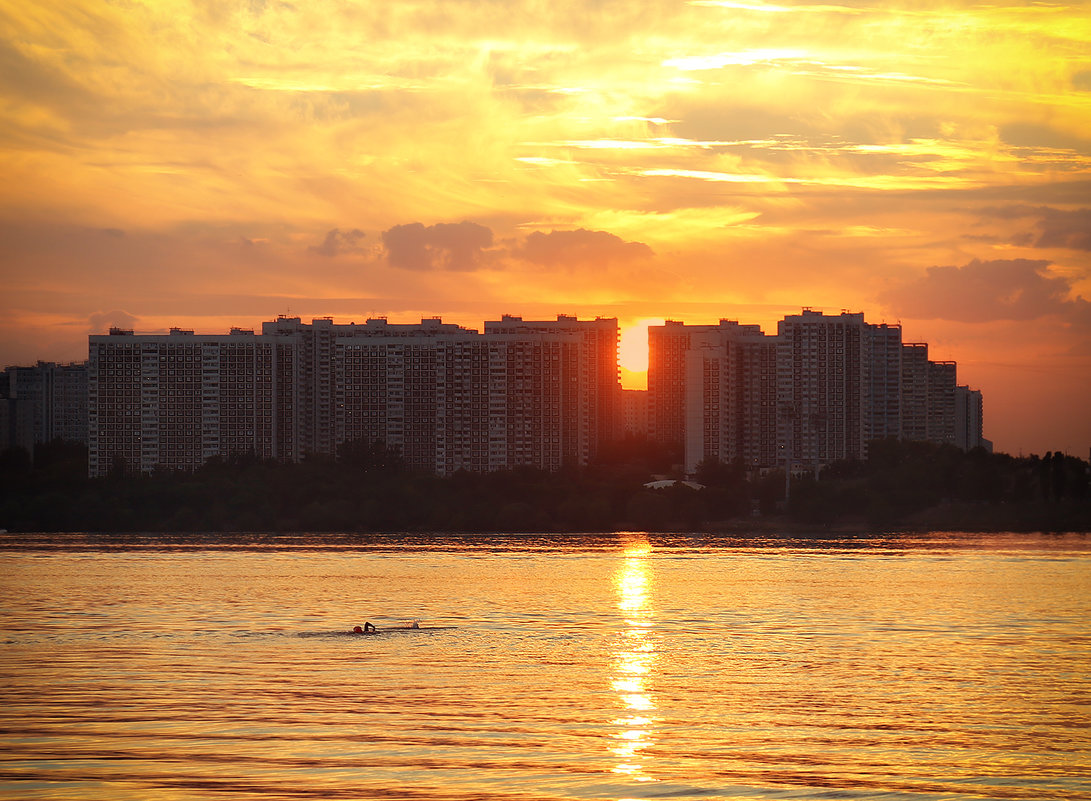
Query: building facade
865 323 903 443
681 321 778 473
620 389 648 439
88 327 286 477
2 361 89 449
88 315 619 477
954 385 990 452
484 314 620 460
651 310 985 475
927 361 957 446
648 320 695 457
84 310 984 477
777 310 868 468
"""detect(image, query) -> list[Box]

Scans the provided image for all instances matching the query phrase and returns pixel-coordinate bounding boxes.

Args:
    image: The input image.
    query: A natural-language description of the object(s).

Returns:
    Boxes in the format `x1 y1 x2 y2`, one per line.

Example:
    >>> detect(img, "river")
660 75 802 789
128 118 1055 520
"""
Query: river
1 532 1088 800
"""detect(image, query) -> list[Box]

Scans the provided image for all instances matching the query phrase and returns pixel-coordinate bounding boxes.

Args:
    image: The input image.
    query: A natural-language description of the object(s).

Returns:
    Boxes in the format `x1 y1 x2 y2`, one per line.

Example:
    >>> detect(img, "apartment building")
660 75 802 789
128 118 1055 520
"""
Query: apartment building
85 310 983 477
900 343 930 442
954 385 990 452
89 315 619 477
865 323 903 443
88 327 286 477
651 310 984 475
485 314 620 460
777 310 868 467
680 321 778 473
927 361 958 446
648 320 695 456
620 389 648 439
2 361 89 447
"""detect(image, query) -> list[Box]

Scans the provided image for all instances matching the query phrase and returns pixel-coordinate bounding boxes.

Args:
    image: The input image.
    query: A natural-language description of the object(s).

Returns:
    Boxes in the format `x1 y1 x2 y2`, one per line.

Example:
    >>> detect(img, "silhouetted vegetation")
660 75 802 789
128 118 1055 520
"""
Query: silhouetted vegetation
1 437 1088 533
785 439 1090 531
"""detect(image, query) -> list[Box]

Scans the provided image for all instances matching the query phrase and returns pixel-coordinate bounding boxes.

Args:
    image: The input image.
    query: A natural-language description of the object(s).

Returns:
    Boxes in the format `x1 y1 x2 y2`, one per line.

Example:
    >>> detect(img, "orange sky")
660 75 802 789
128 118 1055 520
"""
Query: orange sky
1 0 1089 456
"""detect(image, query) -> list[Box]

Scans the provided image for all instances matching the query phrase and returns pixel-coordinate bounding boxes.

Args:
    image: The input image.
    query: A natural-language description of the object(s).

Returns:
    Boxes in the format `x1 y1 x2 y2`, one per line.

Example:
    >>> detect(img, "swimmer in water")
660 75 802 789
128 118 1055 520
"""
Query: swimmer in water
352 622 377 634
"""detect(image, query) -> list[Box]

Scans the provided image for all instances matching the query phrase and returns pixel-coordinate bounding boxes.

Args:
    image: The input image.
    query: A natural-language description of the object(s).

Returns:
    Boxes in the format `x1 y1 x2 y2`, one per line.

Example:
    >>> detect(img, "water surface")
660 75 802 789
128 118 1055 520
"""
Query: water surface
1 532 1088 800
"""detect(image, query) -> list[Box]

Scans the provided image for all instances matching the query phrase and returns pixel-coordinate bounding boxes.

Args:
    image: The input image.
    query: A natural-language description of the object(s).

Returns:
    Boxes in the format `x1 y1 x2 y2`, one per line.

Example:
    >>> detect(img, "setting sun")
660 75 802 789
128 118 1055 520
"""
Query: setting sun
619 319 663 390
0 0 1088 455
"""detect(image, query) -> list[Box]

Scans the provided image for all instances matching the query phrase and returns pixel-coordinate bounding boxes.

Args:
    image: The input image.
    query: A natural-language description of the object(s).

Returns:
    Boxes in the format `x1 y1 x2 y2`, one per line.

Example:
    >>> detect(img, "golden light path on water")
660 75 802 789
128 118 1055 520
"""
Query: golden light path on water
611 539 657 788
2 532 1090 800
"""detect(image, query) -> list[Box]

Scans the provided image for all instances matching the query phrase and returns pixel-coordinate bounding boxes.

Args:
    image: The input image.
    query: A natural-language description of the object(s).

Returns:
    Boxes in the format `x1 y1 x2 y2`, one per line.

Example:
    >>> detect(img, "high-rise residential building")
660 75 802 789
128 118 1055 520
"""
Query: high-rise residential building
484 315 620 460
865 323 903 443
432 332 494 474
0 394 34 454
620 389 648 439
647 320 690 455
681 321 778 473
483 329 585 472
88 327 288 477
333 319 591 474
901 344 961 447
954 385 989 452
777 310 867 467
84 310 983 478
927 361 957 446
2 361 89 447
648 320 695 458
649 310 981 474
89 315 618 477
900 343 930 442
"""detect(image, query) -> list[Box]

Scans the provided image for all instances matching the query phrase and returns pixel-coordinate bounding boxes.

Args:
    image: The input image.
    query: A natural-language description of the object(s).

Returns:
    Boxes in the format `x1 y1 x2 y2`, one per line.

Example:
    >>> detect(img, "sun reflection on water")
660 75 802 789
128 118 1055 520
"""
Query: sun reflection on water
610 539 658 784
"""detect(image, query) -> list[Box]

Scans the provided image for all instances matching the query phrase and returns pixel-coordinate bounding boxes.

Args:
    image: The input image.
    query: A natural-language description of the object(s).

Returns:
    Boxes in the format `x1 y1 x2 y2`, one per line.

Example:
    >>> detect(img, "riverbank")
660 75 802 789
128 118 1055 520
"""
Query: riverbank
2 439 1088 534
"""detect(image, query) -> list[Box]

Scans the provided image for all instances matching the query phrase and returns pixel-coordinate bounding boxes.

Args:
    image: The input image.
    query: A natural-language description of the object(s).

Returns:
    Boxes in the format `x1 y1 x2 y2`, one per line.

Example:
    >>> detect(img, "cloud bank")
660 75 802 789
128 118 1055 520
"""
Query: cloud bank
381 222 494 271
380 221 654 272
518 228 654 266
882 258 1089 324
309 228 365 257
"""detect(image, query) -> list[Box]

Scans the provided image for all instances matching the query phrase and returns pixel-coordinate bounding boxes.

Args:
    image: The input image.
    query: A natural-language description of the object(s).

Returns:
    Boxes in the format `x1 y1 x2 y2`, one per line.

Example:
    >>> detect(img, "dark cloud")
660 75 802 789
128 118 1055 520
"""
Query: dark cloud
882 258 1087 324
309 228 365 257
979 205 1091 251
1071 70 1091 92
381 221 493 271
88 310 139 334
518 228 654 266
1031 209 1091 251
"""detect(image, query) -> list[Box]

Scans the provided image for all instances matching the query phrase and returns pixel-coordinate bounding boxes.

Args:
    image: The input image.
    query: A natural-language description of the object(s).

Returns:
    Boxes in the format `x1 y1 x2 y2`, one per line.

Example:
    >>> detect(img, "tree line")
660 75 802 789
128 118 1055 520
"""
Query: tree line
1 437 1088 533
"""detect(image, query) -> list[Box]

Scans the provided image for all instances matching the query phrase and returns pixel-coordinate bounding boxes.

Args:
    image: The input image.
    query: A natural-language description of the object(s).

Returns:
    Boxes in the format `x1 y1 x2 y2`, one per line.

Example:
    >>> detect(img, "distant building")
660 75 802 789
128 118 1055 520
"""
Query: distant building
777 310 868 467
927 360 957 446
865 323 903 443
0 394 34 454
89 327 284 477
263 315 474 464
954 385 989 451
85 309 986 477
621 389 648 439
681 320 777 474
900 343 930 442
485 314 620 459
649 320 718 460
1 361 88 451
89 315 620 477
649 309 986 475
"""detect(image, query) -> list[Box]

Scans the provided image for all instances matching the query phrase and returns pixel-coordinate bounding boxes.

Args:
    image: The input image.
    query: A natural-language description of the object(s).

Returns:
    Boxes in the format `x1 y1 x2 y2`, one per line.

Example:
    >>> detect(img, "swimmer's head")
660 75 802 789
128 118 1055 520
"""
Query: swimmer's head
353 625 363 633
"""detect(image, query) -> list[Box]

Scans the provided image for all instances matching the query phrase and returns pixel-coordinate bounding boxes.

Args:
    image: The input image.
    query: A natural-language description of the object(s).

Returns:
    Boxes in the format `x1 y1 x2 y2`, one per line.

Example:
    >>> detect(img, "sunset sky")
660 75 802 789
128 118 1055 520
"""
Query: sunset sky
1 0 1089 455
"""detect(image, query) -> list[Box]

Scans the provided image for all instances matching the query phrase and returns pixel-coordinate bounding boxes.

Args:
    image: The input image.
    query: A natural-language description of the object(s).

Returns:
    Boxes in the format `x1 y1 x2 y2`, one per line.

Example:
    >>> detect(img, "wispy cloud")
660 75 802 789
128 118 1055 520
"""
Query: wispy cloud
1 0 1089 452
